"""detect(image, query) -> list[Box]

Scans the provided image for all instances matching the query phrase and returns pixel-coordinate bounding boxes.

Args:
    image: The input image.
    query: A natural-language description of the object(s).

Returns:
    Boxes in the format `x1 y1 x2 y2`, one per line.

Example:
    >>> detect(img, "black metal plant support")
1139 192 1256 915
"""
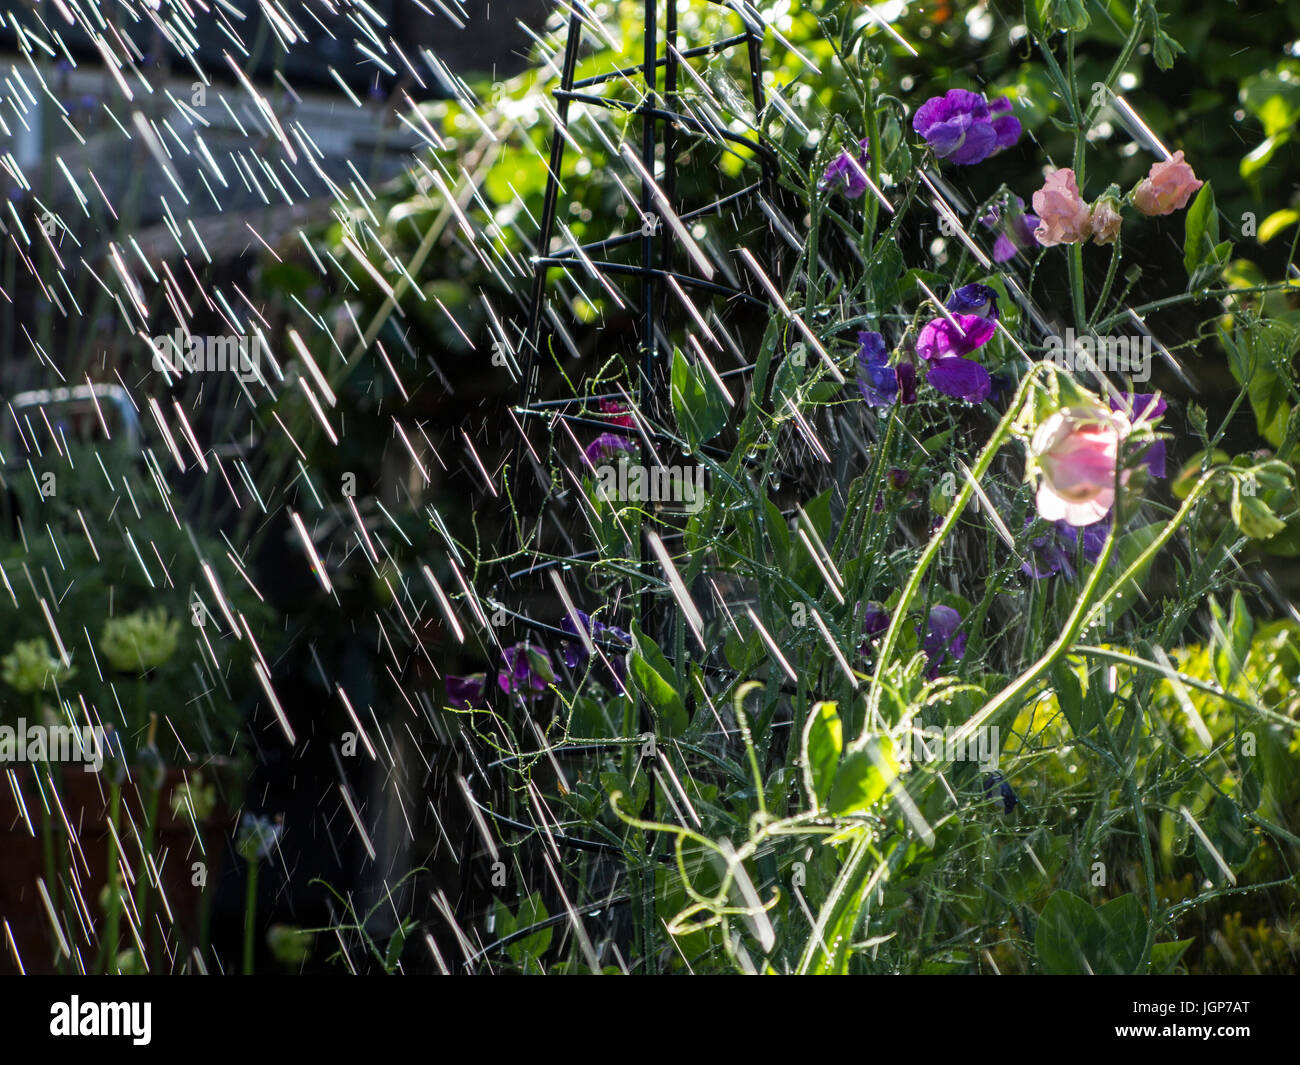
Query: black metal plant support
522 0 776 409
486 3 783 965
518 0 778 658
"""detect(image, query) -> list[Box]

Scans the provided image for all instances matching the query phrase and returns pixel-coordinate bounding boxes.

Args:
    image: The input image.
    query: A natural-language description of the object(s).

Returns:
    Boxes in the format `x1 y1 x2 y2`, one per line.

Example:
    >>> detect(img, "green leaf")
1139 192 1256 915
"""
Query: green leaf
1232 489 1287 540
600 769 649 817
384 920 410 973
1148 939 1194 974
1036 891 1148 974
671 346 728 448
511 892 553 960
1221 327 1292 448
629 623 688 736
1095 895 1147 974
802 701 843 806
827 738 897 816
1259 209 1300 244
1035 890 1100 975
770 345 807 416
1051 660 1092 736
1183 182 1218 281
763 494 790 566
1241 131 1291 179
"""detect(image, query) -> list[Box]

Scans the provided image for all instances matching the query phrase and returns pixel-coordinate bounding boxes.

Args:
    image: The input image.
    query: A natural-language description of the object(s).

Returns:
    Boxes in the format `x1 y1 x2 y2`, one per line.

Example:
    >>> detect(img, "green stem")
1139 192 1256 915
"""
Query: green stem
243 859 259 976
98 778 123 973
859 364 1052 740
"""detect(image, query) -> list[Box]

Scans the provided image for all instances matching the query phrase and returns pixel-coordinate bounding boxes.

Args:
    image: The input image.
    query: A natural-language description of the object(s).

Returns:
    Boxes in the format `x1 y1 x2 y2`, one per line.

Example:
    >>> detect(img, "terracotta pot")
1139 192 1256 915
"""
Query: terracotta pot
0 764 233 974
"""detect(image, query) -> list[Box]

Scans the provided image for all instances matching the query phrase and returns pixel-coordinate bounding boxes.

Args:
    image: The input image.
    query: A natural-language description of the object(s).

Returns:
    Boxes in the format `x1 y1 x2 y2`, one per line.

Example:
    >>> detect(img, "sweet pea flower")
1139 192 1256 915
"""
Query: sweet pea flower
917 285 999 402
1132 150 1202 216
820 139 871 198
1090 191 1124 245
913 90 1021 165
560 611 631 691
917 284 1000 360
585 401 639 464
497 644 554 698
983 772 1019 814
1032 169 1093 246
862 602 890 639
599 399 636 427
1020 517 1108 579
927 358 992 402
981 195 1041 262
918 605 967 677
1109 392 1168 477
857 601 891 659
1029 404 1129 526
585 433 637 465
445 673 486 709
856 331 900 407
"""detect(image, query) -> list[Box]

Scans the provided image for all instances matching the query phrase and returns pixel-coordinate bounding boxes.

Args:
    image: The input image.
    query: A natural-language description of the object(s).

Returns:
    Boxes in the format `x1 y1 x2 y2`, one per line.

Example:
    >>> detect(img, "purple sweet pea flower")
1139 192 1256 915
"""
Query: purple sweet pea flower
862 602 890 638
983 771 1019 814
982 196 1042 262
856 331 899 407
919 605 967 677
857 601 891 658
446 673 486 709
1020 518 1108 579
498 644 554 697
916 314 998 361
927 357 992 402
585 432 637 466
896 361 917 404
561 611 631 690
820 138 871 198
945 283 1000 320
1109 393 1168 478
988 97 1022 151
913 90 1021 165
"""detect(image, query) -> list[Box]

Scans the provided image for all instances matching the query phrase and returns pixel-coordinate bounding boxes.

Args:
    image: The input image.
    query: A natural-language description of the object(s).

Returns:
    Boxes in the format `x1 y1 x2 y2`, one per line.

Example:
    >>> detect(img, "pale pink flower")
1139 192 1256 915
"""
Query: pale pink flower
1030 405 1131 526
1090 196 1123 245
1131 150 1203 216
1032 169 1093 246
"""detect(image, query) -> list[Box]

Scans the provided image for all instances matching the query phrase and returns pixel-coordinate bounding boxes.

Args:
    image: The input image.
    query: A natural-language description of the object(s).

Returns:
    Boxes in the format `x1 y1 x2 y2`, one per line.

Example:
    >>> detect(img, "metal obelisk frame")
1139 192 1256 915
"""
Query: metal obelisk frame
518 0 777 747
521 0 774 410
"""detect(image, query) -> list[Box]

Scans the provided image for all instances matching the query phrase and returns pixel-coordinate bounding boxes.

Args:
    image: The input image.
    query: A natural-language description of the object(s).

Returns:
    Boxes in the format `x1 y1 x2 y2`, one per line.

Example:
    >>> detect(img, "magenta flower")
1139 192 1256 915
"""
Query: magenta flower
917 285 999 402
585 433 636 465
497 644 554 698
927 358 992 402
820 139 871 198
912 90 1021 165
916 316 996 361
560 611 630 691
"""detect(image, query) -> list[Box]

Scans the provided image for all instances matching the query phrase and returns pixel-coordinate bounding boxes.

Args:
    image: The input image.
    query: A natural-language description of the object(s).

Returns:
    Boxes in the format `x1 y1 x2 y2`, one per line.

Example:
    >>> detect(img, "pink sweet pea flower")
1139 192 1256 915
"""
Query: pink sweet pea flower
1132 150 1202 216
1030 405 1131 526
1032 169 1093 246
1090 194 1123 245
